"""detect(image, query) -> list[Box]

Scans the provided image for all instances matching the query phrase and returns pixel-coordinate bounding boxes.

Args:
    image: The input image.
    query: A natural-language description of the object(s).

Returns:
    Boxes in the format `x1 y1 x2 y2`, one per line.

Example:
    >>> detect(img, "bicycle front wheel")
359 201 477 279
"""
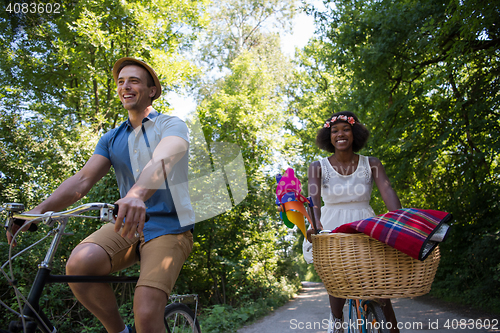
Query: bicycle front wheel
364 302 390 333
164 303 201 333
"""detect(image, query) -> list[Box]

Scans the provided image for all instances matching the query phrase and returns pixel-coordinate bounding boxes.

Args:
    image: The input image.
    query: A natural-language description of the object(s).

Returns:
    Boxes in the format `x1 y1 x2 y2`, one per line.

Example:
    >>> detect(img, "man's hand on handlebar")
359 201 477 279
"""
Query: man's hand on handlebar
114 196 147 239
6 230 16 246
6 208 41 246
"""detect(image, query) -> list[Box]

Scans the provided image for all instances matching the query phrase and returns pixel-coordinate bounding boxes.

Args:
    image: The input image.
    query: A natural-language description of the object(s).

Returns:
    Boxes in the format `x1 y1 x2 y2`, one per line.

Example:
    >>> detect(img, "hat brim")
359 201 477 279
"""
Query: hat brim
113 57 162 100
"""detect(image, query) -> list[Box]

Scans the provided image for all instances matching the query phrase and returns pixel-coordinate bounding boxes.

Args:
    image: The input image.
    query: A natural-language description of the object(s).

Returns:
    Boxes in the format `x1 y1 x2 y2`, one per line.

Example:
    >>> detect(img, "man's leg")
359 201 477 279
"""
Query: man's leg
134 230 193 333
66 243 126 333
133 286 168 333
66 223 139 333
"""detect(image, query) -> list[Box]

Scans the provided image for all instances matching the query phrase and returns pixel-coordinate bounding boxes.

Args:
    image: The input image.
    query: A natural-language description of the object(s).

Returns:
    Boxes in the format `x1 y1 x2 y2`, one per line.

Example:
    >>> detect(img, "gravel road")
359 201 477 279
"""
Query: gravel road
237 282 500 333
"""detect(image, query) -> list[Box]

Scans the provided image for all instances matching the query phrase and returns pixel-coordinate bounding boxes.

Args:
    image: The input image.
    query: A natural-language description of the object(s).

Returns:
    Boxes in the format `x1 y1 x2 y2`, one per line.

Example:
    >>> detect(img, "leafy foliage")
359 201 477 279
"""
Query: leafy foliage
0 0 205 132
199 287 292 332
172 2 305 329
200 0 296 69
0 0 304 331
176 27 300 312
3 0 498 331
291 0 500 311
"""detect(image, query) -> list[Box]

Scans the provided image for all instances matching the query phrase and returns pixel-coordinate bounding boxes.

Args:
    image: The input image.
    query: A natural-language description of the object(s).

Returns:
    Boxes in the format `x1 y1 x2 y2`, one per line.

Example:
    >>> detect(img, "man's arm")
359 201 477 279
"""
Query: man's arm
7 154 111 244
115 135 189 238
34 154 112 213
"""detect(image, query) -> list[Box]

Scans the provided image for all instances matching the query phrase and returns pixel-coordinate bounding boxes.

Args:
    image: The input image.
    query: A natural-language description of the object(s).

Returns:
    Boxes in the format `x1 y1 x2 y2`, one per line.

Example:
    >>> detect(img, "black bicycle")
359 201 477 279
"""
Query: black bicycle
1 202 201 333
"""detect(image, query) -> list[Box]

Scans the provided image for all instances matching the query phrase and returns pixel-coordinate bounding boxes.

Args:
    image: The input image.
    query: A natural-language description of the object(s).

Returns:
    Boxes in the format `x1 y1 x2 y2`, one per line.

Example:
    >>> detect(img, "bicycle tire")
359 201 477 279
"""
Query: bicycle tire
347 299 362 333
164 303 201 333
364 302 390 333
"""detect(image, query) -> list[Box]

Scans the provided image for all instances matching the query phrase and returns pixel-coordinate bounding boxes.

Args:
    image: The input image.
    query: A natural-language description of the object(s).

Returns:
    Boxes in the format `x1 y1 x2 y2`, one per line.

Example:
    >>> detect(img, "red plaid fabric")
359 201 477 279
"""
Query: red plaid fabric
333 208 452 261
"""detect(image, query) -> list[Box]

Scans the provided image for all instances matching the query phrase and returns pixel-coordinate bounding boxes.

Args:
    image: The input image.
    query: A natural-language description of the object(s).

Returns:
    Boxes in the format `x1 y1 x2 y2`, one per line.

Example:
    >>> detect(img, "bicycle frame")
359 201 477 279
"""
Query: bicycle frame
305 200 386 333
2 203 139 333
11 266 139 333
347 299 384 333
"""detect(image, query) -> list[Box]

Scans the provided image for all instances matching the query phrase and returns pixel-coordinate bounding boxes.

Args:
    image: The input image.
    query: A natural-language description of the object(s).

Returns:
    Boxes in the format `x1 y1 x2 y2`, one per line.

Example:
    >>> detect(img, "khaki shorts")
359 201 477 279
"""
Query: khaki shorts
80 223 193 296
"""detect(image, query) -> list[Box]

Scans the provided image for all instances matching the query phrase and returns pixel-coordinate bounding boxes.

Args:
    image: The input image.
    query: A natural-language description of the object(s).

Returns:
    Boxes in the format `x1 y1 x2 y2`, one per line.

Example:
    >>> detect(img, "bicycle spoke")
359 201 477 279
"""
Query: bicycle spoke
164 303 200 333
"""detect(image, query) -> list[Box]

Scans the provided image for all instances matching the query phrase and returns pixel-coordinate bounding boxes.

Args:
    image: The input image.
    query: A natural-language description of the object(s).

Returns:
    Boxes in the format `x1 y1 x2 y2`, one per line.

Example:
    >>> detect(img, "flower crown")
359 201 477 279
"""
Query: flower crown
324 115 356 128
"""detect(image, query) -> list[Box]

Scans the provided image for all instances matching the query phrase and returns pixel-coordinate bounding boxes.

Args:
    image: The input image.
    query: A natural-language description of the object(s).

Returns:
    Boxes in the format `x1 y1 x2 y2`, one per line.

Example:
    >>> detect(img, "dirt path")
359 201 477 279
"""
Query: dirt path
237 282 500 333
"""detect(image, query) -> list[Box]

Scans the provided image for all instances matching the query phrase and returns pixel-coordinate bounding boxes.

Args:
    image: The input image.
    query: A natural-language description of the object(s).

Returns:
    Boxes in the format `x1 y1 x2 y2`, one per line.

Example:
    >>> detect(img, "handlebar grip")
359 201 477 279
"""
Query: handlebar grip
13 218 38 232
112 204 150 222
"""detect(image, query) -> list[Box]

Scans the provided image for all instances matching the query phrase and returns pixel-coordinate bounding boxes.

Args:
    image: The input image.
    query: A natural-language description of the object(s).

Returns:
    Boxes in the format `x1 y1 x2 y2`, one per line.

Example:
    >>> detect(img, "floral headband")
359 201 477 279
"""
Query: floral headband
323 115 356 128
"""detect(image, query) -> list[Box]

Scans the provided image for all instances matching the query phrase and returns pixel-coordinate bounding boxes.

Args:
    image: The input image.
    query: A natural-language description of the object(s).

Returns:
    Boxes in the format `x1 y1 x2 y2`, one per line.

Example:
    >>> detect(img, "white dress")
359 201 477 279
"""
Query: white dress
303 155 375 264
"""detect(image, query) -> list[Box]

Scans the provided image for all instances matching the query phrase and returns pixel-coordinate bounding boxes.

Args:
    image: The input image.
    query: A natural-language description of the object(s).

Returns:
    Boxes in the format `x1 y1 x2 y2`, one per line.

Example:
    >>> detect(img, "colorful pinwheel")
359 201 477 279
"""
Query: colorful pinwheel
275 168 315 236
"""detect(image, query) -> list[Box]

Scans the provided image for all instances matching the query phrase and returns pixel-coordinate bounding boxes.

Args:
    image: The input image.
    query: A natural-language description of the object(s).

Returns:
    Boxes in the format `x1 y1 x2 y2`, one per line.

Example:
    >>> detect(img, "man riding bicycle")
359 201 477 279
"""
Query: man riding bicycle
7 57 194 333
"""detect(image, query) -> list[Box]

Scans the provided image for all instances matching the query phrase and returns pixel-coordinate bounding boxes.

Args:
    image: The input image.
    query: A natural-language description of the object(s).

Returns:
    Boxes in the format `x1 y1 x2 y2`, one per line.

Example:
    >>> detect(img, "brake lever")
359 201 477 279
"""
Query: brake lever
103 204 150 222
100 207 116 223
100 204 150 238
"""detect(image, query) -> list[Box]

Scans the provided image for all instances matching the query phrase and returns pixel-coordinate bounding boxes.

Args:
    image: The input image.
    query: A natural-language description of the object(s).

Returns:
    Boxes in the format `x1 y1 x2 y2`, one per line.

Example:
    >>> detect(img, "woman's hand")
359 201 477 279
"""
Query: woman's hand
306 221 323 243
306 229 316 243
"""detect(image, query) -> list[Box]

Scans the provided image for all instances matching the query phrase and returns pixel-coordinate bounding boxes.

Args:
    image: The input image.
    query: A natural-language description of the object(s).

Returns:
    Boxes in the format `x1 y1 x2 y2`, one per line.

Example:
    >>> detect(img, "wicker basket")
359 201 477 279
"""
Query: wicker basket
312 233 440 299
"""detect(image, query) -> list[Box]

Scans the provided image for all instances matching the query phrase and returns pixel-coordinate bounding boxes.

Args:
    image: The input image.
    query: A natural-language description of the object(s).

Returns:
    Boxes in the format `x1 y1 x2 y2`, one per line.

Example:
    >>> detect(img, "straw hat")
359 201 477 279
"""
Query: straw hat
112 57 162 100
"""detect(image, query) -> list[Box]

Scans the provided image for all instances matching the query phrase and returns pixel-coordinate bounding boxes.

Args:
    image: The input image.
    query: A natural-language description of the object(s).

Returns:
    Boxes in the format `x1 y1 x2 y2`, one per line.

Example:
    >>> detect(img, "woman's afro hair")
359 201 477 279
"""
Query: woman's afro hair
316 111 370 153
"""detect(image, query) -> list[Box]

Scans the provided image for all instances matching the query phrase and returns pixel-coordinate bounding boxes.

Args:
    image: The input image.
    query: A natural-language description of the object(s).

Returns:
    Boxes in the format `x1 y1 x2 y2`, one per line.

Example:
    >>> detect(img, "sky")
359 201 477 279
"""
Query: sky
281 5 318 57
167 4 318 120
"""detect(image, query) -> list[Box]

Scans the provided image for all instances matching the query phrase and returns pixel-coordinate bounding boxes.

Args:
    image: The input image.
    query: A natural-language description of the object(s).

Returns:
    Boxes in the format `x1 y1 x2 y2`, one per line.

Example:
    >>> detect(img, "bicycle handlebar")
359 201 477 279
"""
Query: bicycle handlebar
2 203 150 233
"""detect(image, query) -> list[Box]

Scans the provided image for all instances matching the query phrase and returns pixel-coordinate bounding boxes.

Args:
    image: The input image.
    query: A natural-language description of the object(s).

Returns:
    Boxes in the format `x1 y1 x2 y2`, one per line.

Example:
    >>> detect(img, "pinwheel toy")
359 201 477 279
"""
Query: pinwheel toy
275 168 316 236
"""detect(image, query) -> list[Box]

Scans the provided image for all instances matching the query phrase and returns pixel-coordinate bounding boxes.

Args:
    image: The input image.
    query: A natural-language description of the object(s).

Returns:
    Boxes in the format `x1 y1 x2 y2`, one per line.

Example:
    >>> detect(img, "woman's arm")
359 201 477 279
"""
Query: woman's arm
307 161 322 242
369 157 402 211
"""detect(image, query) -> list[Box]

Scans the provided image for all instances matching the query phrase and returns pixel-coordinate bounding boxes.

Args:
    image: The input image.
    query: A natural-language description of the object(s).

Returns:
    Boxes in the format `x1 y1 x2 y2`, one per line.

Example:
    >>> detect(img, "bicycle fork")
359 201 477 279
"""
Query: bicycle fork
348 299 375 333
8 267 57 333
9 220 68 333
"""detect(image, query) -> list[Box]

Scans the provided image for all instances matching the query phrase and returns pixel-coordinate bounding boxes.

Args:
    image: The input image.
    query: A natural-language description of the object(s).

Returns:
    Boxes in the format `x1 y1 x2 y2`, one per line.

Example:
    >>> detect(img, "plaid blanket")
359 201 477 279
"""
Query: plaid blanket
333 208 452 261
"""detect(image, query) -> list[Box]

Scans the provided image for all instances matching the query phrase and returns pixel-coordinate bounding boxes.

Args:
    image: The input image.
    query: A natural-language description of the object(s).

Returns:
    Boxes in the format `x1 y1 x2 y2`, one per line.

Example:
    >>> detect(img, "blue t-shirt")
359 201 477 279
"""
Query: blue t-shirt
94 110 194 242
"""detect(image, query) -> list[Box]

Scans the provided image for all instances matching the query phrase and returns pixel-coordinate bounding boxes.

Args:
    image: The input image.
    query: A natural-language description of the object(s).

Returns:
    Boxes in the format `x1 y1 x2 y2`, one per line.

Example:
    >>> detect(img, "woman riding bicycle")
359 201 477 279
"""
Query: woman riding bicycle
303 111 400 333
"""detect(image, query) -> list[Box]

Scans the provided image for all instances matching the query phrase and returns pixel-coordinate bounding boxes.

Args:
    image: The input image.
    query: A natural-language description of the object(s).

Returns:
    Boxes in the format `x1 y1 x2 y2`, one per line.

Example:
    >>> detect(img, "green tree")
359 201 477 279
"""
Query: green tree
1 0 207 330
1 0 204 129
180 49 299 331
0 0 206 204
200 0 295 69
172 1 303 331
